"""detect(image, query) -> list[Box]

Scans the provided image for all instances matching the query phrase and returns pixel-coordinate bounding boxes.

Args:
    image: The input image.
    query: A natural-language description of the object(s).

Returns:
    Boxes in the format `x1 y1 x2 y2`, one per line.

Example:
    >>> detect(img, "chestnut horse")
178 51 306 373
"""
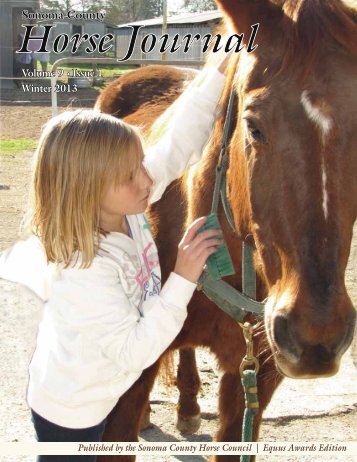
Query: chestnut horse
96 0 357 459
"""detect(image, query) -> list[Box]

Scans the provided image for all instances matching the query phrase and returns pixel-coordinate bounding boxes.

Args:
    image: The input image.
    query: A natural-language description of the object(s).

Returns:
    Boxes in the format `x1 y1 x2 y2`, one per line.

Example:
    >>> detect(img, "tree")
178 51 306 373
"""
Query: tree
39 0 107 14
145 0 163 18
39 0 77 13
105 0 164 25
39 0 164 24
183 0 216 13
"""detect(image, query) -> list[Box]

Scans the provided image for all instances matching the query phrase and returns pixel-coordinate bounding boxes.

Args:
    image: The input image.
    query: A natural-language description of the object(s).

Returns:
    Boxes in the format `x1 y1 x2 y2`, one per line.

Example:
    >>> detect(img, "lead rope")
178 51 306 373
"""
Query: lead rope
239 322 259 462
239 242 260 462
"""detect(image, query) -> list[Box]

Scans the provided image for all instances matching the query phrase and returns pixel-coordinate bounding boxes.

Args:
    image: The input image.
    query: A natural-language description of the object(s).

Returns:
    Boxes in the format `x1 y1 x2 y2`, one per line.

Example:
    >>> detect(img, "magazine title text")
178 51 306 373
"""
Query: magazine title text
17 23 259 61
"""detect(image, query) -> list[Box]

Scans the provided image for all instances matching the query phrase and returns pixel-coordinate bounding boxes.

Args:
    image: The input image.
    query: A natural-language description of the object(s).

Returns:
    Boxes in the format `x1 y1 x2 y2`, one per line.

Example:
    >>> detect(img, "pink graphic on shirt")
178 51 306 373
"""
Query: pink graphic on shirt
135 243 160 288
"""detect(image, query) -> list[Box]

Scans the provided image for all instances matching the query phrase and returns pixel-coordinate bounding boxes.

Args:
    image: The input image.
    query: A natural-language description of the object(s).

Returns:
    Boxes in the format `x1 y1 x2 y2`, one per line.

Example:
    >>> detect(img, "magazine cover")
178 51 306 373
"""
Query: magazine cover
0 0 356 460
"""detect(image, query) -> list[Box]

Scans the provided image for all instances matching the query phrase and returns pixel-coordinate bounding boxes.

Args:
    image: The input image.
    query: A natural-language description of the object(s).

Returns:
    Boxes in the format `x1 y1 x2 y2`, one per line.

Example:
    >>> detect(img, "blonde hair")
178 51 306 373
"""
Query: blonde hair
28 109 144 268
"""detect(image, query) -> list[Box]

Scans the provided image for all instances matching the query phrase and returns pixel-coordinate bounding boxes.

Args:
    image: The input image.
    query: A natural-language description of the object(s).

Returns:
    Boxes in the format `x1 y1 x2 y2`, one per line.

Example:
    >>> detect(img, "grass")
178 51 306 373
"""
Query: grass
0 139 37 154
61 65 136 79
45 63 137 79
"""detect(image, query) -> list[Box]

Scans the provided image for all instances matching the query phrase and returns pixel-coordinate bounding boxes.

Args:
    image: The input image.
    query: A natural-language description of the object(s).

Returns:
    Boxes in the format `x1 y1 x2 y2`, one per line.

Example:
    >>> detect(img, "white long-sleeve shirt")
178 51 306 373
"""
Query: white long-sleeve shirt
0 67 226 428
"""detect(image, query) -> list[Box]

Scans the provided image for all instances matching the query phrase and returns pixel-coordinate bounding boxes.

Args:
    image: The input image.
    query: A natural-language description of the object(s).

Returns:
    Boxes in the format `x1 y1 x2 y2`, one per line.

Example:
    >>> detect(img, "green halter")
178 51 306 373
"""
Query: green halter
197 87 265 321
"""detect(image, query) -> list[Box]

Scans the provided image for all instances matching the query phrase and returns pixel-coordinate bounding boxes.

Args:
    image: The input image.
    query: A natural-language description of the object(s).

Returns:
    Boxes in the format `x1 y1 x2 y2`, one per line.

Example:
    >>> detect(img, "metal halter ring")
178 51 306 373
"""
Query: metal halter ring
239 356 260 378
238 321 260 378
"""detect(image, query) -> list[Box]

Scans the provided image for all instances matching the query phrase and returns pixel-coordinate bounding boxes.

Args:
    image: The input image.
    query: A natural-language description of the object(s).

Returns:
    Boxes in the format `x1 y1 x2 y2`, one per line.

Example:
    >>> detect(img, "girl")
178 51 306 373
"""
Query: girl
0 59 227 459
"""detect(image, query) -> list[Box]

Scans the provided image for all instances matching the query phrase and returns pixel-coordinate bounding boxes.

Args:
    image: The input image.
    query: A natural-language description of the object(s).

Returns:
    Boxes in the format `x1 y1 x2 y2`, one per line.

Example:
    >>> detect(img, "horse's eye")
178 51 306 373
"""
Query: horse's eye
246 119 267 144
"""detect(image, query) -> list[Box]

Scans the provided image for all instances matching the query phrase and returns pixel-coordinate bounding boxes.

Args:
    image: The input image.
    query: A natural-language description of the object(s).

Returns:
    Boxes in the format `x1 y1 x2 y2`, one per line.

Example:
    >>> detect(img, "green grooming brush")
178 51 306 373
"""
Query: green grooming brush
198 213 235 280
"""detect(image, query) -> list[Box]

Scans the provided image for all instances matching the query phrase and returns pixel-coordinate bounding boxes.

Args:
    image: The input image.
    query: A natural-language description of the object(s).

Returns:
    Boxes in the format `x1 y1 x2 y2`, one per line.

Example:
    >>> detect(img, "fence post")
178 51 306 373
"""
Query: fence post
51 74 57 117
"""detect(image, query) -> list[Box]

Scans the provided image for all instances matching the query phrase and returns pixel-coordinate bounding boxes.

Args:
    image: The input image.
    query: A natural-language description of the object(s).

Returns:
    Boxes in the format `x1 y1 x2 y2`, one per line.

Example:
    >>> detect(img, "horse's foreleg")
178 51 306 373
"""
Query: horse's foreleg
213 371 245 461
175 347 201 434
97 361 160 462
139 401 152 431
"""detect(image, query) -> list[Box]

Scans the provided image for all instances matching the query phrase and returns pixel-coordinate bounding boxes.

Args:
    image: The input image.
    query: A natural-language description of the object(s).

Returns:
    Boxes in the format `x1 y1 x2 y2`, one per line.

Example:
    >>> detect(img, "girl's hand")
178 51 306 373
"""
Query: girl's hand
174 217 223 283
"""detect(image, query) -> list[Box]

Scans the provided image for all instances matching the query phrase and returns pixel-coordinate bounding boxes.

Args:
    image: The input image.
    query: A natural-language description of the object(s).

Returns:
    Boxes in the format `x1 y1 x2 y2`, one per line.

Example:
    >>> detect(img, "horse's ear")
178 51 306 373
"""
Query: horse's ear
215 0 283 37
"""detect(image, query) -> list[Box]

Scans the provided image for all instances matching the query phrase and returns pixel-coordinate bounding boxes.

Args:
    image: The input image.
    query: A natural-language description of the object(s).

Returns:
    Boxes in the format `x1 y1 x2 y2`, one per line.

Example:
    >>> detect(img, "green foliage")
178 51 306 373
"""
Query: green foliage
105 0 164 24
39 0 77 13
183 0 217 13
39 0 165 24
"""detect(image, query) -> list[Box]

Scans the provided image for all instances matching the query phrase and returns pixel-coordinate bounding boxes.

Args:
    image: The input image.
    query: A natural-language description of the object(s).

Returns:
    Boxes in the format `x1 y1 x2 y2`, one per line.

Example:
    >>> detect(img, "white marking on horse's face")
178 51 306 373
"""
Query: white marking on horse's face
321 159 329 220
300 91 333 143
301 91 331 220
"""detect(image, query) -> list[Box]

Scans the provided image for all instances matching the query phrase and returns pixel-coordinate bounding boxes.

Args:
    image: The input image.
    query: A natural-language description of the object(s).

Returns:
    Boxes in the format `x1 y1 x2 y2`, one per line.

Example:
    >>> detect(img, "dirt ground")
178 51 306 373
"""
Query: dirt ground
0 86 99 140
0 105 59 140
0 98 356 462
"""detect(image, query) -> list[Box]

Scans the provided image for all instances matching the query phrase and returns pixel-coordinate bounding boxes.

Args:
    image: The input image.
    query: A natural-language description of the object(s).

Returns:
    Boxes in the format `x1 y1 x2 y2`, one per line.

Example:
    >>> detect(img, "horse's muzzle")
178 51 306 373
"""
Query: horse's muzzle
269 305 356 379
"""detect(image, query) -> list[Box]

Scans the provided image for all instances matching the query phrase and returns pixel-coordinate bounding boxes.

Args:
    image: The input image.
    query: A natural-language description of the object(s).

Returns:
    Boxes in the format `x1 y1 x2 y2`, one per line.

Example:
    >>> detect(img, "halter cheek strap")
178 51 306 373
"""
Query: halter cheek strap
197 86 265 321
211 86 236 233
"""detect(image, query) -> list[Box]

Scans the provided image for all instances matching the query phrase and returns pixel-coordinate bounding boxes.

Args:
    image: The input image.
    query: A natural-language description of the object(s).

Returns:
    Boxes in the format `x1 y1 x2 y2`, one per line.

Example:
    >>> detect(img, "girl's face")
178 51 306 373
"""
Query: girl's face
100 160 153 232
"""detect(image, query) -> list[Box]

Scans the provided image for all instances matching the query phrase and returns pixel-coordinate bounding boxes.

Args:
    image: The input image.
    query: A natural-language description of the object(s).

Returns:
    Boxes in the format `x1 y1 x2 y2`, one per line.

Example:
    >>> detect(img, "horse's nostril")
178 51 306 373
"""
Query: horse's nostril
273 315 299 360
308 344 334 364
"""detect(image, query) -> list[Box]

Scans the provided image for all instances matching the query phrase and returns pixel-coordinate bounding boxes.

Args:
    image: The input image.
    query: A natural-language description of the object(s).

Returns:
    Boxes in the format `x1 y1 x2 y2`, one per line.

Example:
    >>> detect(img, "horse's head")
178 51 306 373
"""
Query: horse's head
217 0 357 378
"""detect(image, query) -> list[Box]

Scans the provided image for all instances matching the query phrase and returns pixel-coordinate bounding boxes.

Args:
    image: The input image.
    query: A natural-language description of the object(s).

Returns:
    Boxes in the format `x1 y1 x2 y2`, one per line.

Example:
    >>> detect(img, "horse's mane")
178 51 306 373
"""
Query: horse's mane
280 0 357 78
